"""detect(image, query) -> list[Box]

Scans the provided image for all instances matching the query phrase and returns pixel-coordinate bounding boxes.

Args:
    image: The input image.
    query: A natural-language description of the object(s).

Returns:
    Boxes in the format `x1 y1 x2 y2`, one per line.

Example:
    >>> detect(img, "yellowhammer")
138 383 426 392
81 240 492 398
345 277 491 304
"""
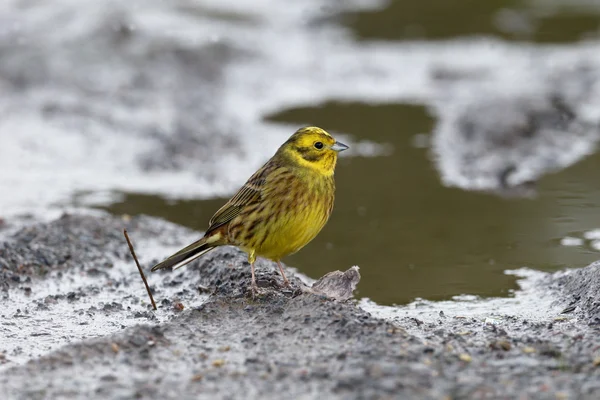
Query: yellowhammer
151 126 348 292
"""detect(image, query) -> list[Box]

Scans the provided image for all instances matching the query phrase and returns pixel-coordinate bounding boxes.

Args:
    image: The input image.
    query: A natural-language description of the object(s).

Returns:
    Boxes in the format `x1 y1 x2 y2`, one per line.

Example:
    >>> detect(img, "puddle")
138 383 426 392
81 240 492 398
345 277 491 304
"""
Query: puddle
103 102 600 305
360 269 557 325
341 0 600 43
2 0 600 217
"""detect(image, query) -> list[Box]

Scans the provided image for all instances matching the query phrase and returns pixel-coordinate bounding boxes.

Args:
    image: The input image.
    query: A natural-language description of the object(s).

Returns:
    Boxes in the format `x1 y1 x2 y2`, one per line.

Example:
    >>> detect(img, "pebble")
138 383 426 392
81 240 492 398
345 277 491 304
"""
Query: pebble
522 347 536 354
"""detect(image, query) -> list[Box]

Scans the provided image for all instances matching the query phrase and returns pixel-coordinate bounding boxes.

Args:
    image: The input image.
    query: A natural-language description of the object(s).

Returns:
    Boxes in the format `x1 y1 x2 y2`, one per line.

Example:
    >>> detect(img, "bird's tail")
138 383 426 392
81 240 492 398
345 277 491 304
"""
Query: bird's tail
150 232 222 272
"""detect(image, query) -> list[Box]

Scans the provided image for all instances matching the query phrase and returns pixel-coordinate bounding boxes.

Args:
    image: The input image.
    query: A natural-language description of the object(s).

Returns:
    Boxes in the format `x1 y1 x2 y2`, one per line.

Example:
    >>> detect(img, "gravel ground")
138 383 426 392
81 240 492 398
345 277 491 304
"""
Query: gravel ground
0 213 598 399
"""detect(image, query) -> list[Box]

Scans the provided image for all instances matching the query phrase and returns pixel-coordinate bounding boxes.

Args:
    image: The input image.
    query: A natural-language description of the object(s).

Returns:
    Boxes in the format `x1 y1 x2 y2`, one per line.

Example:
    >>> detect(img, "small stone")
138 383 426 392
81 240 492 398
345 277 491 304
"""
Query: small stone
310 266 360 301
498 340 511 351
458 353 472 362
539 345 561 358
218 346 231 352
212 359 225 368
191 374 203 382
198 285 211 294
130 335 146 347
111 343 120 353
102 302 122 311
174 302 185 311
100 374 117 382
593 357 600 367
522 346 536 354
490 340 511 351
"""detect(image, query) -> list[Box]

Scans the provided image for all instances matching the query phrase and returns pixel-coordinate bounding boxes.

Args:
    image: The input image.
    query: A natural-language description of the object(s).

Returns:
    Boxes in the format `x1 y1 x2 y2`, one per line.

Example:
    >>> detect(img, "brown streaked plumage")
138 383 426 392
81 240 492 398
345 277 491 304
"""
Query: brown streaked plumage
150 126 348 292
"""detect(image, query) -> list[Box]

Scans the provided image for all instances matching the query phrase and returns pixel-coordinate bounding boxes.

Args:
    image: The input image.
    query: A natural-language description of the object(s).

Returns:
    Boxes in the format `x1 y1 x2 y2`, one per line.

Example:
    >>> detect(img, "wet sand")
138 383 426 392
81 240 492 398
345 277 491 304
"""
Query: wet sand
1 213 598 399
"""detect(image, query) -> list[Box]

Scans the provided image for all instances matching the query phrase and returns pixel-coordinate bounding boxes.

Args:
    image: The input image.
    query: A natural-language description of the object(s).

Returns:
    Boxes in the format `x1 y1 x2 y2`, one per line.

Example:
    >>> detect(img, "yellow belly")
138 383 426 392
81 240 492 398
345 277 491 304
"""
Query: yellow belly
254 203 329 260
229 169 335 262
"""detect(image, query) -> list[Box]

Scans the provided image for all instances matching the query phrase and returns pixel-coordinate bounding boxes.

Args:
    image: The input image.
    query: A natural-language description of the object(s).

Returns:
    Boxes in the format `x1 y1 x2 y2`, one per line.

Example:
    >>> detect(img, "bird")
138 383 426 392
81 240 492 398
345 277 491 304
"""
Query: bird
150 126 348 293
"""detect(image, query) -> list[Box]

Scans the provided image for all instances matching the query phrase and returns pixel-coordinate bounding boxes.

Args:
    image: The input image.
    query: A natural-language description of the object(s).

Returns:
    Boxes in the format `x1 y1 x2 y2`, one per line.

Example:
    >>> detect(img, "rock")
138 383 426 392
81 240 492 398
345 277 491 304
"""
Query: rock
310 266 361 301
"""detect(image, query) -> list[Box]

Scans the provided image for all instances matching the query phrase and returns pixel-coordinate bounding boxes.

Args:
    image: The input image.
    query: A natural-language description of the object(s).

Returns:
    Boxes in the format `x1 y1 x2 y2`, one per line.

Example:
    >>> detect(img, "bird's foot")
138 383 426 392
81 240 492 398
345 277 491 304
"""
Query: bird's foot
276 261 291 288
250 282 265 299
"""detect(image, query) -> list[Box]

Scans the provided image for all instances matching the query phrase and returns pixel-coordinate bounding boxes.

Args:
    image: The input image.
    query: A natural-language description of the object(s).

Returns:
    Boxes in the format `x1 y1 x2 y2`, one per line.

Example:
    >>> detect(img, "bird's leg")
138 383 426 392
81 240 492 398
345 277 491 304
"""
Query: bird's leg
276 261 290 287
251 262 258 291
249 250 260 296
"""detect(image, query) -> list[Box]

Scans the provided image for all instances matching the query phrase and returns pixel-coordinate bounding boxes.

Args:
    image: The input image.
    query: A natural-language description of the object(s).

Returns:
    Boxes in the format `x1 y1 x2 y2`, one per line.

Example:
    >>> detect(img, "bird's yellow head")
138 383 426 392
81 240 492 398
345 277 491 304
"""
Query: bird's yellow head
277 127 349 176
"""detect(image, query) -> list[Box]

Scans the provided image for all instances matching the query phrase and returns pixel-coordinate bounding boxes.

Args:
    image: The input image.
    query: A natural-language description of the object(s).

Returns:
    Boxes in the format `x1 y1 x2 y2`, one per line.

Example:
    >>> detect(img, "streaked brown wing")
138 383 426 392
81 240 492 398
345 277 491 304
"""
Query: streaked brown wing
206 163 271 232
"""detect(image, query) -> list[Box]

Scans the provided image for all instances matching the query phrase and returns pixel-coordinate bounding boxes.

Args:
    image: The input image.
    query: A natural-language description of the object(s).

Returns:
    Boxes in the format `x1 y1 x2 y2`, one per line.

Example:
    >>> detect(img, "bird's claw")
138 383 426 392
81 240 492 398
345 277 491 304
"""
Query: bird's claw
250 283 265 299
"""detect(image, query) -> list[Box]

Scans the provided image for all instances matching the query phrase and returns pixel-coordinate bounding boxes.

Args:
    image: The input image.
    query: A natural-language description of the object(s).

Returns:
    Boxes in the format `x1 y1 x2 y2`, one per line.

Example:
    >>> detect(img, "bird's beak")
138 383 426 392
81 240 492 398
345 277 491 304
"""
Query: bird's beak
331 141 349 152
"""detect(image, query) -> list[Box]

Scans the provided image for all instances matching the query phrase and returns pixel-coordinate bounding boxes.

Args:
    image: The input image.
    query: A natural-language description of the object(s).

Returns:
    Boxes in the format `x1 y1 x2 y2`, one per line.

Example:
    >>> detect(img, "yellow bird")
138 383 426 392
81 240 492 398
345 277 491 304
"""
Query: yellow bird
151 127 348 292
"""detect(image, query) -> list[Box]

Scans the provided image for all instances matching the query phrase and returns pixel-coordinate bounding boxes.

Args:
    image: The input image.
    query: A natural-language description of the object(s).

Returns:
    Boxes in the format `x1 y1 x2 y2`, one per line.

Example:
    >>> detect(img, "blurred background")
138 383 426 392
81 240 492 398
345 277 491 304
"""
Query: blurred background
1 0 600 305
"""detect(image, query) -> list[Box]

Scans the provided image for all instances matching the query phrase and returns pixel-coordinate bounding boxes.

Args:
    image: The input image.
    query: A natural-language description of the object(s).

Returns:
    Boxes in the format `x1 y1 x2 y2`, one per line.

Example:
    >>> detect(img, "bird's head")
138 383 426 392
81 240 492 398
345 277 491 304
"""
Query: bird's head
277 127 349 175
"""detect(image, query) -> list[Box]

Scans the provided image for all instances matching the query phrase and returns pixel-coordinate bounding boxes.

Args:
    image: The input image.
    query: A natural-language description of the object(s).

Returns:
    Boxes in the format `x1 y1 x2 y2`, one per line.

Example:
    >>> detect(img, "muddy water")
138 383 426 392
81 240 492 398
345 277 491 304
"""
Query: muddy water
106 102 600 305
104 1 600 305
341 0 600 43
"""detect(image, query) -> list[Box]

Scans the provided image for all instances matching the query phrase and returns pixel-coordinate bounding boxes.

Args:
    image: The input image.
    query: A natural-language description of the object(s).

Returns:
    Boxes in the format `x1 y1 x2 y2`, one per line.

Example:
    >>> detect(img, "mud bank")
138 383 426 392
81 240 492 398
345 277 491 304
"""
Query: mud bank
0 213 599 399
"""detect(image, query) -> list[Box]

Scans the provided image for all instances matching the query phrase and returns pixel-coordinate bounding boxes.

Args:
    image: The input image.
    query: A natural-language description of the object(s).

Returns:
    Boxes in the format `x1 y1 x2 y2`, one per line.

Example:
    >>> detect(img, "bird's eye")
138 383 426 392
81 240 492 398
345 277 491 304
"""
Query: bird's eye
314 141 324 149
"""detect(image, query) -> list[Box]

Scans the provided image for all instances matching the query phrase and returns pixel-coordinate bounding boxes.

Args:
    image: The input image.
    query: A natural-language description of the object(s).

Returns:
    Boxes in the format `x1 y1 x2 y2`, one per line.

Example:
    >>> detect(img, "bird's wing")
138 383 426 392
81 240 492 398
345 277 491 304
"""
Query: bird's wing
206 163 272 231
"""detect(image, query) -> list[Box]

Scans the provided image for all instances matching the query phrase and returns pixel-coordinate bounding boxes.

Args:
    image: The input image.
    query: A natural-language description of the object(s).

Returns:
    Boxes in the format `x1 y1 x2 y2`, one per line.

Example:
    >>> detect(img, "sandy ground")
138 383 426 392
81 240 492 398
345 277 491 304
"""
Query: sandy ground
0 213 598 399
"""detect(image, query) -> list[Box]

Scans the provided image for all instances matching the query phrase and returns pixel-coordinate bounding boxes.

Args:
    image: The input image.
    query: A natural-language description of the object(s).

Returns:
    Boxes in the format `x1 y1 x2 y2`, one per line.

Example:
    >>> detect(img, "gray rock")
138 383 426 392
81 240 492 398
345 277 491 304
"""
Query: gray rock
310 266 361 301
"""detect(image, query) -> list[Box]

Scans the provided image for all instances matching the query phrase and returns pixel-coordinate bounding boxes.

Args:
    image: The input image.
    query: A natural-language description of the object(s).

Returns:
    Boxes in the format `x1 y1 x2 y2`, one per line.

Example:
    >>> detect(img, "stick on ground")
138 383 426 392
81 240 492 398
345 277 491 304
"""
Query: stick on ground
124 229 157 310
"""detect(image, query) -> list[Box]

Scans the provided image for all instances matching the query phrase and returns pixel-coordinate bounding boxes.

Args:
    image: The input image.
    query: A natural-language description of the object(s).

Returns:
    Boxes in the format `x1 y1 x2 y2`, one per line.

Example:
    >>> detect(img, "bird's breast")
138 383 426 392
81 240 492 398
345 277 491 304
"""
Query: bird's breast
239 173 334 260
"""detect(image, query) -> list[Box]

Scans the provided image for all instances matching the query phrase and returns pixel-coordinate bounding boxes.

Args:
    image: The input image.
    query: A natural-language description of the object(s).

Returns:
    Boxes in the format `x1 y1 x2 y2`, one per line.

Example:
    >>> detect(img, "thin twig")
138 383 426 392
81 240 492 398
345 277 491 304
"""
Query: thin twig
124 229 157 310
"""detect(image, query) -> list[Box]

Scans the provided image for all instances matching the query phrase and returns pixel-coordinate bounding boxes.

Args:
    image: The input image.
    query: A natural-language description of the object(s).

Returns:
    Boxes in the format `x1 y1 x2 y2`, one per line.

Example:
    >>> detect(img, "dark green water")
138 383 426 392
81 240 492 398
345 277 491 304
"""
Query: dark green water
341 0 600 43
104 1 600 305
